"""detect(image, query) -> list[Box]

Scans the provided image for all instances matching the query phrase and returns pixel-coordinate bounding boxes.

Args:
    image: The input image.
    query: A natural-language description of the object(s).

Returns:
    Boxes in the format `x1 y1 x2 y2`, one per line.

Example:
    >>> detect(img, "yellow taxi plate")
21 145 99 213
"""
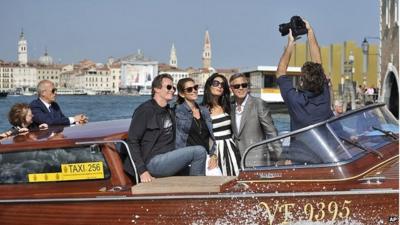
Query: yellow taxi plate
28 162 104 182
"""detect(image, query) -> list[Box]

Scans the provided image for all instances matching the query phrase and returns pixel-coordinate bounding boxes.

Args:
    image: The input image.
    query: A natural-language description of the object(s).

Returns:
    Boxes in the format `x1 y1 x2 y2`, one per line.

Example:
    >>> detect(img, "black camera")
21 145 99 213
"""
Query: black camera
279 16 307 37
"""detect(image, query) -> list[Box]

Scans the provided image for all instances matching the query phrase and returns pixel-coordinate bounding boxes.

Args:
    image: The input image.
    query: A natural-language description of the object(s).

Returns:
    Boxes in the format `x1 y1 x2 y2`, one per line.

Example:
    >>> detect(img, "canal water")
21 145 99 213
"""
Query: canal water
0 95 290 133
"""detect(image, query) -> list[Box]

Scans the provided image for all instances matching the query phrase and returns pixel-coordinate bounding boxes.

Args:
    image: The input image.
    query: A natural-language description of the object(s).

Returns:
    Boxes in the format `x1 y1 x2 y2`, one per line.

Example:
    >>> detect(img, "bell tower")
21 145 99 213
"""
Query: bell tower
202 30 212 69
169 43 178 68
18 29 28 65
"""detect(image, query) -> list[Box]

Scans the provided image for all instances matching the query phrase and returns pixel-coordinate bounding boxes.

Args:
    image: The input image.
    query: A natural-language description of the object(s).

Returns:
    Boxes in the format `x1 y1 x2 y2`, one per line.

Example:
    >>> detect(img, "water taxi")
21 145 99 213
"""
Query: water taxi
0 103 397 225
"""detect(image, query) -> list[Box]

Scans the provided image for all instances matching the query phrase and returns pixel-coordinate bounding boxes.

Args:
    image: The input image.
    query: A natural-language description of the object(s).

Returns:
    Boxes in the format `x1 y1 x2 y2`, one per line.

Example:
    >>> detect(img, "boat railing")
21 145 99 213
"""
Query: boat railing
76 140 139 184
240 103 392 170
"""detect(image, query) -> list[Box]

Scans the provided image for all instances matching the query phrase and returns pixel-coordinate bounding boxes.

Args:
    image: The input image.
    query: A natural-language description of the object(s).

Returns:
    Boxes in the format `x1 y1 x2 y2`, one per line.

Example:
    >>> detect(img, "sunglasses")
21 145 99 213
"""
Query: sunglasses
51 88 57 94
211 80 225 88
231 83 249 89
165 85 176 91
183 85 199 93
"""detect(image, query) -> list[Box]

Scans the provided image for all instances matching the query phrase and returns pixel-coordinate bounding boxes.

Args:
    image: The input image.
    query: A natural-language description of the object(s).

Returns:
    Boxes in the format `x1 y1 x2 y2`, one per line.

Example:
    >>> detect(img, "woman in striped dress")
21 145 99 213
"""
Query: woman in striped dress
202 73 241 176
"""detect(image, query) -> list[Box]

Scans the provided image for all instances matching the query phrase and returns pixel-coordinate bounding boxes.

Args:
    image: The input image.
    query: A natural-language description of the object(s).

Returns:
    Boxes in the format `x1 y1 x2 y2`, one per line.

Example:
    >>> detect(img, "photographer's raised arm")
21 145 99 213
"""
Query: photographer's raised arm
304 19 322 65
276 29 296 78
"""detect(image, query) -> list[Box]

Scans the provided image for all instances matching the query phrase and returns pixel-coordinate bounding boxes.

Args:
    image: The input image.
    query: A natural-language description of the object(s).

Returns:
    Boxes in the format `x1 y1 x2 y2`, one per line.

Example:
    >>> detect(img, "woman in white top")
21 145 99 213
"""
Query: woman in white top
202 73 240 176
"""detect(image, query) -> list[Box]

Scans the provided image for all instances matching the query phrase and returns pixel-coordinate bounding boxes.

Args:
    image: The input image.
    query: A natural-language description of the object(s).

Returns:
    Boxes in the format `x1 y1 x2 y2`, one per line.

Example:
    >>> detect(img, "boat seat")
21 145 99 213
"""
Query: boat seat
131 176 236 195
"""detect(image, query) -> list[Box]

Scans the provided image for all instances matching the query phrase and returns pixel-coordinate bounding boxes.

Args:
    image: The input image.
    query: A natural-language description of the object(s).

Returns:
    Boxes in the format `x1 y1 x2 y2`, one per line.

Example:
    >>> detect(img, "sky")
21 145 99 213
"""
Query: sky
0 0 380 69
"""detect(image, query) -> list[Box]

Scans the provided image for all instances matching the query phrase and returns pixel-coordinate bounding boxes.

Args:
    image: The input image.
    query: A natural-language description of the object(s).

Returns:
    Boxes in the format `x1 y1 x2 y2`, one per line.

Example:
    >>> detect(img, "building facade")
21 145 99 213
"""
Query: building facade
380 0 399 118
288 41 379 98
119 50 158 93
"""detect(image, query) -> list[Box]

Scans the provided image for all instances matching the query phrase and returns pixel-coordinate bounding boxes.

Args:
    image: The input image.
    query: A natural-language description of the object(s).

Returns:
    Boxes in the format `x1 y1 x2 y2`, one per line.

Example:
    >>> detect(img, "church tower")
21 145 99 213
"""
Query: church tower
169 43 178 68
202 30 212 69
18 30 28 65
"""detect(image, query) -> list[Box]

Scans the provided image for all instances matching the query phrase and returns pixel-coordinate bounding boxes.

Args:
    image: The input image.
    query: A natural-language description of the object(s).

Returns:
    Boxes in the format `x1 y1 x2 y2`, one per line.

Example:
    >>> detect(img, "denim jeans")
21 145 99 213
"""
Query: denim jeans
147 145 207 177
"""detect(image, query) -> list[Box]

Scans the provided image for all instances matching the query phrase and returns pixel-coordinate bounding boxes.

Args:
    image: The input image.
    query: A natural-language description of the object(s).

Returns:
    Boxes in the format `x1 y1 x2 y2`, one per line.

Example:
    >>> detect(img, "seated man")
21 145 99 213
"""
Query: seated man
30 80 88 126
125 74 207 183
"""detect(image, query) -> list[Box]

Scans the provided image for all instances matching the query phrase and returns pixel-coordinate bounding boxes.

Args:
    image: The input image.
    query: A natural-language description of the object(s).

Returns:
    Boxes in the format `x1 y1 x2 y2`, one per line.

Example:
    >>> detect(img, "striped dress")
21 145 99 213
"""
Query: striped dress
211 113 240 176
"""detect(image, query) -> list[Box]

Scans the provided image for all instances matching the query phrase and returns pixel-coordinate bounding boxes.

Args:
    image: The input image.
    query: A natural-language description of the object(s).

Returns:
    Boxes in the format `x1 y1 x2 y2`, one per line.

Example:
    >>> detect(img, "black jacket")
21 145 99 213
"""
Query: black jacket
125 99 175 176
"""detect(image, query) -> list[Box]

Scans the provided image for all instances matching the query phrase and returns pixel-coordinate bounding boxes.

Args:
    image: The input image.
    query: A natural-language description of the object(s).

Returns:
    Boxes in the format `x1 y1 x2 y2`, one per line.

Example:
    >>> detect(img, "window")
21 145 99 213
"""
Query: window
0 145 110 184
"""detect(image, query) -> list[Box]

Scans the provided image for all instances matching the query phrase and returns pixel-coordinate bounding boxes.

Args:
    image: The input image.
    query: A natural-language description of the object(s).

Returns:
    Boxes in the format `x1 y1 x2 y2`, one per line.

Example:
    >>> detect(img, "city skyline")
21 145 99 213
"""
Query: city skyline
0 0 380 69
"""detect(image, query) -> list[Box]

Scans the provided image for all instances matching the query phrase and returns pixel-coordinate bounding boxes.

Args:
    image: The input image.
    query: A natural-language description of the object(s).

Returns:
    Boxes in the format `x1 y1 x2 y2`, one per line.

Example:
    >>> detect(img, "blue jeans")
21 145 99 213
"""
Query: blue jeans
147 146 207 177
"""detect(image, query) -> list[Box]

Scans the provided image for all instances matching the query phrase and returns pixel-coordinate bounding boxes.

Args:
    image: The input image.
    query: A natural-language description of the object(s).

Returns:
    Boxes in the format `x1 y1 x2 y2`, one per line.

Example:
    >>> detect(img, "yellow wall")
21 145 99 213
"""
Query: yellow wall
287 40 378 92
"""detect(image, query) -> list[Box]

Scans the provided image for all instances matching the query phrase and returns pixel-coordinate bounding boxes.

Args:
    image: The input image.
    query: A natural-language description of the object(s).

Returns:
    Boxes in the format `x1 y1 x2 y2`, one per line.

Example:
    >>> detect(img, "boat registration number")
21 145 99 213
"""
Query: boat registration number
259 200 351 224
28 162 104 182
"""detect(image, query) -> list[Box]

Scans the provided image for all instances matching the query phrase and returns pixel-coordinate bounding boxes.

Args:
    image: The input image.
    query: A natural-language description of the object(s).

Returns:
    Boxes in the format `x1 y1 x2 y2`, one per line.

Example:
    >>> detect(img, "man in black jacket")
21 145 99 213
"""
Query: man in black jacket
126 74 206 183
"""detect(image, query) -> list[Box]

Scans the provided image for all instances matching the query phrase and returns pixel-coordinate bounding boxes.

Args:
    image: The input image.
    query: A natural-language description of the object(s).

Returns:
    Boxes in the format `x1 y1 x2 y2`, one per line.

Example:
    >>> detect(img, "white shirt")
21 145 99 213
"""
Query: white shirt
235 94 249 132
39 98 75 124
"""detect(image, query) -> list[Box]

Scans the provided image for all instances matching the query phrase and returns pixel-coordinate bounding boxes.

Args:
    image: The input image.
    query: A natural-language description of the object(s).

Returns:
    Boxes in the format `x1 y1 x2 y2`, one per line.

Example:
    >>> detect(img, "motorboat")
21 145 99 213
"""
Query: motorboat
0 103 397 225
0 91 8 97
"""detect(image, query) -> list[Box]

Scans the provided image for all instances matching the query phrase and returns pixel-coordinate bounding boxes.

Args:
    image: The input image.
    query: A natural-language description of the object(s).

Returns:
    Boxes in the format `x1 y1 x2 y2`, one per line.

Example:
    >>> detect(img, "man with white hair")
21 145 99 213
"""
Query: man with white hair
30 80 88 126
333 99 344 116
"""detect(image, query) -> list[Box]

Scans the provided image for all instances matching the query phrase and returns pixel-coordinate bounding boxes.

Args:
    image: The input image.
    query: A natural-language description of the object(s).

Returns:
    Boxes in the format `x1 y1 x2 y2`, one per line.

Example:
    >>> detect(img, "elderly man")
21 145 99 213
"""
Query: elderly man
30 80 88 126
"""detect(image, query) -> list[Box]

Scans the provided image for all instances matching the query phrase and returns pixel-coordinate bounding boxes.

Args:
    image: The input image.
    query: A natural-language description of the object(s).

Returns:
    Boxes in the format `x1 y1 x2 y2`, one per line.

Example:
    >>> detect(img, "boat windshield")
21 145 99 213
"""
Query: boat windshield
242 104 399 169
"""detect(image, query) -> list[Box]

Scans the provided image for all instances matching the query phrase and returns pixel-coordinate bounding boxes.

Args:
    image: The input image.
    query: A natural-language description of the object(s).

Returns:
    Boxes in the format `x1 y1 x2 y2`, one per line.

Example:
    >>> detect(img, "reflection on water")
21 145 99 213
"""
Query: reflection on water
0 95 289 132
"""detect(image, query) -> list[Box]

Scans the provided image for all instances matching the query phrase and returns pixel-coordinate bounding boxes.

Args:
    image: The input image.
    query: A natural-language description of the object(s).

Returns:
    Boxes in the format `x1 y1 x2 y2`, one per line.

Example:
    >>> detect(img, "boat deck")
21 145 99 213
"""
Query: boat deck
131 176 236 195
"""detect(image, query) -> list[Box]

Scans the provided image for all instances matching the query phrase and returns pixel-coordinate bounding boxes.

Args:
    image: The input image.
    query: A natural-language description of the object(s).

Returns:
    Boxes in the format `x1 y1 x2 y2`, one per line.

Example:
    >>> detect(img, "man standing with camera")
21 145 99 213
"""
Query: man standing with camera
276 18 333 131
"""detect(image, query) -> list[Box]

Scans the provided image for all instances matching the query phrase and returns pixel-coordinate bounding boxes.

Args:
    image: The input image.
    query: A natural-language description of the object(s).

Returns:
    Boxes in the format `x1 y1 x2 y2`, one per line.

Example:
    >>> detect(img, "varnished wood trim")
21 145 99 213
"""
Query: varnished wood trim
0 188 397 203
239 155 399 183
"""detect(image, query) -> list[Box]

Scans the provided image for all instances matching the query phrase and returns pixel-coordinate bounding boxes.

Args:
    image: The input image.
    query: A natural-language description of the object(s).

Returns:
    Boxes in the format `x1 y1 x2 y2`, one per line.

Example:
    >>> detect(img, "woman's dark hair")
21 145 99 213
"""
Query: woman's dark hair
8 103 30 127
176 77 195 104
202 73 231 113
301 62 325 94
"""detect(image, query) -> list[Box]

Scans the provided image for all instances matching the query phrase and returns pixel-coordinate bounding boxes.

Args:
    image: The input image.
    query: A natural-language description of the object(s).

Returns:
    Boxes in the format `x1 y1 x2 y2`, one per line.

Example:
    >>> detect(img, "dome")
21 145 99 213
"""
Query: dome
39 50 54 65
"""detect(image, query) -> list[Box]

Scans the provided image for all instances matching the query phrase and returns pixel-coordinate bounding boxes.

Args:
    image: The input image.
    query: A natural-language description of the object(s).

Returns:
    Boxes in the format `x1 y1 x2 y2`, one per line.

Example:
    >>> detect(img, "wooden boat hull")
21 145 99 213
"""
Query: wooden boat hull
0 190 397 225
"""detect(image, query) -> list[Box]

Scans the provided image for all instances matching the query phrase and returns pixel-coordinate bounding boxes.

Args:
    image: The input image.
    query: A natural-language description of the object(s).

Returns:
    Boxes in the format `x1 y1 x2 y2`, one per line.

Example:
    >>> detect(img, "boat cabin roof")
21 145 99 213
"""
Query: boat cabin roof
0 119 130 151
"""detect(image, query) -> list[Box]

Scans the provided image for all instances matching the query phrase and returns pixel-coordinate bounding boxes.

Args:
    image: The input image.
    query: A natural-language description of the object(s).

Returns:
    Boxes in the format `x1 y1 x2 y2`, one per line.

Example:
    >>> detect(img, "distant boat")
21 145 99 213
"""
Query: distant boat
139 89 152 96
0 91 8 98
56 89 88 96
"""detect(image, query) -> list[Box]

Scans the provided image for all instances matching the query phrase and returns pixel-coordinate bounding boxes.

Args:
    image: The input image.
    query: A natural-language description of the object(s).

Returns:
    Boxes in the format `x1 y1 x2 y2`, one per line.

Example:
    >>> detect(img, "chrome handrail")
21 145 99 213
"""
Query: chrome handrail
240 103 390 170
76 140 139 184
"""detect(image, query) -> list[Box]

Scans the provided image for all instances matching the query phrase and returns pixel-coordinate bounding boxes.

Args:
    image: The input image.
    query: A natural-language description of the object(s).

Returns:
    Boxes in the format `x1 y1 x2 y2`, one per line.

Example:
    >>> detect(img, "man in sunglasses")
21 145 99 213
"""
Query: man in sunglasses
276 18 333 131
229 73 282 166
30 80 88 126
125 74 207 183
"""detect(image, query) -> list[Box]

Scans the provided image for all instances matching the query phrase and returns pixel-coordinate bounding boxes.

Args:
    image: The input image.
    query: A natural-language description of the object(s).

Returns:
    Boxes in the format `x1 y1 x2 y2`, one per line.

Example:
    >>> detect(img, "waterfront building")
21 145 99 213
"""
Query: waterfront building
59 65 80 89
202 30 212 69
158 63 188 85
36 64 63 88
0 63 15 92
380 0 399 118
13 65 37 93
74 64 119 95
288 40 379 98
119 50 158 93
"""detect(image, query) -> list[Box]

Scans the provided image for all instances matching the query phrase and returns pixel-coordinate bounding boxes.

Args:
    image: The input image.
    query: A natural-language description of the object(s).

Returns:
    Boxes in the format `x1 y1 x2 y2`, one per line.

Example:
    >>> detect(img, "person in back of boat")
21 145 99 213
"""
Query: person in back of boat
276 19 334 165
276 18 333 131
175 78 220 176
125 74 207 183
30 80 88 126
229 73 282 167
202 73 241 176
1 103 48 139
